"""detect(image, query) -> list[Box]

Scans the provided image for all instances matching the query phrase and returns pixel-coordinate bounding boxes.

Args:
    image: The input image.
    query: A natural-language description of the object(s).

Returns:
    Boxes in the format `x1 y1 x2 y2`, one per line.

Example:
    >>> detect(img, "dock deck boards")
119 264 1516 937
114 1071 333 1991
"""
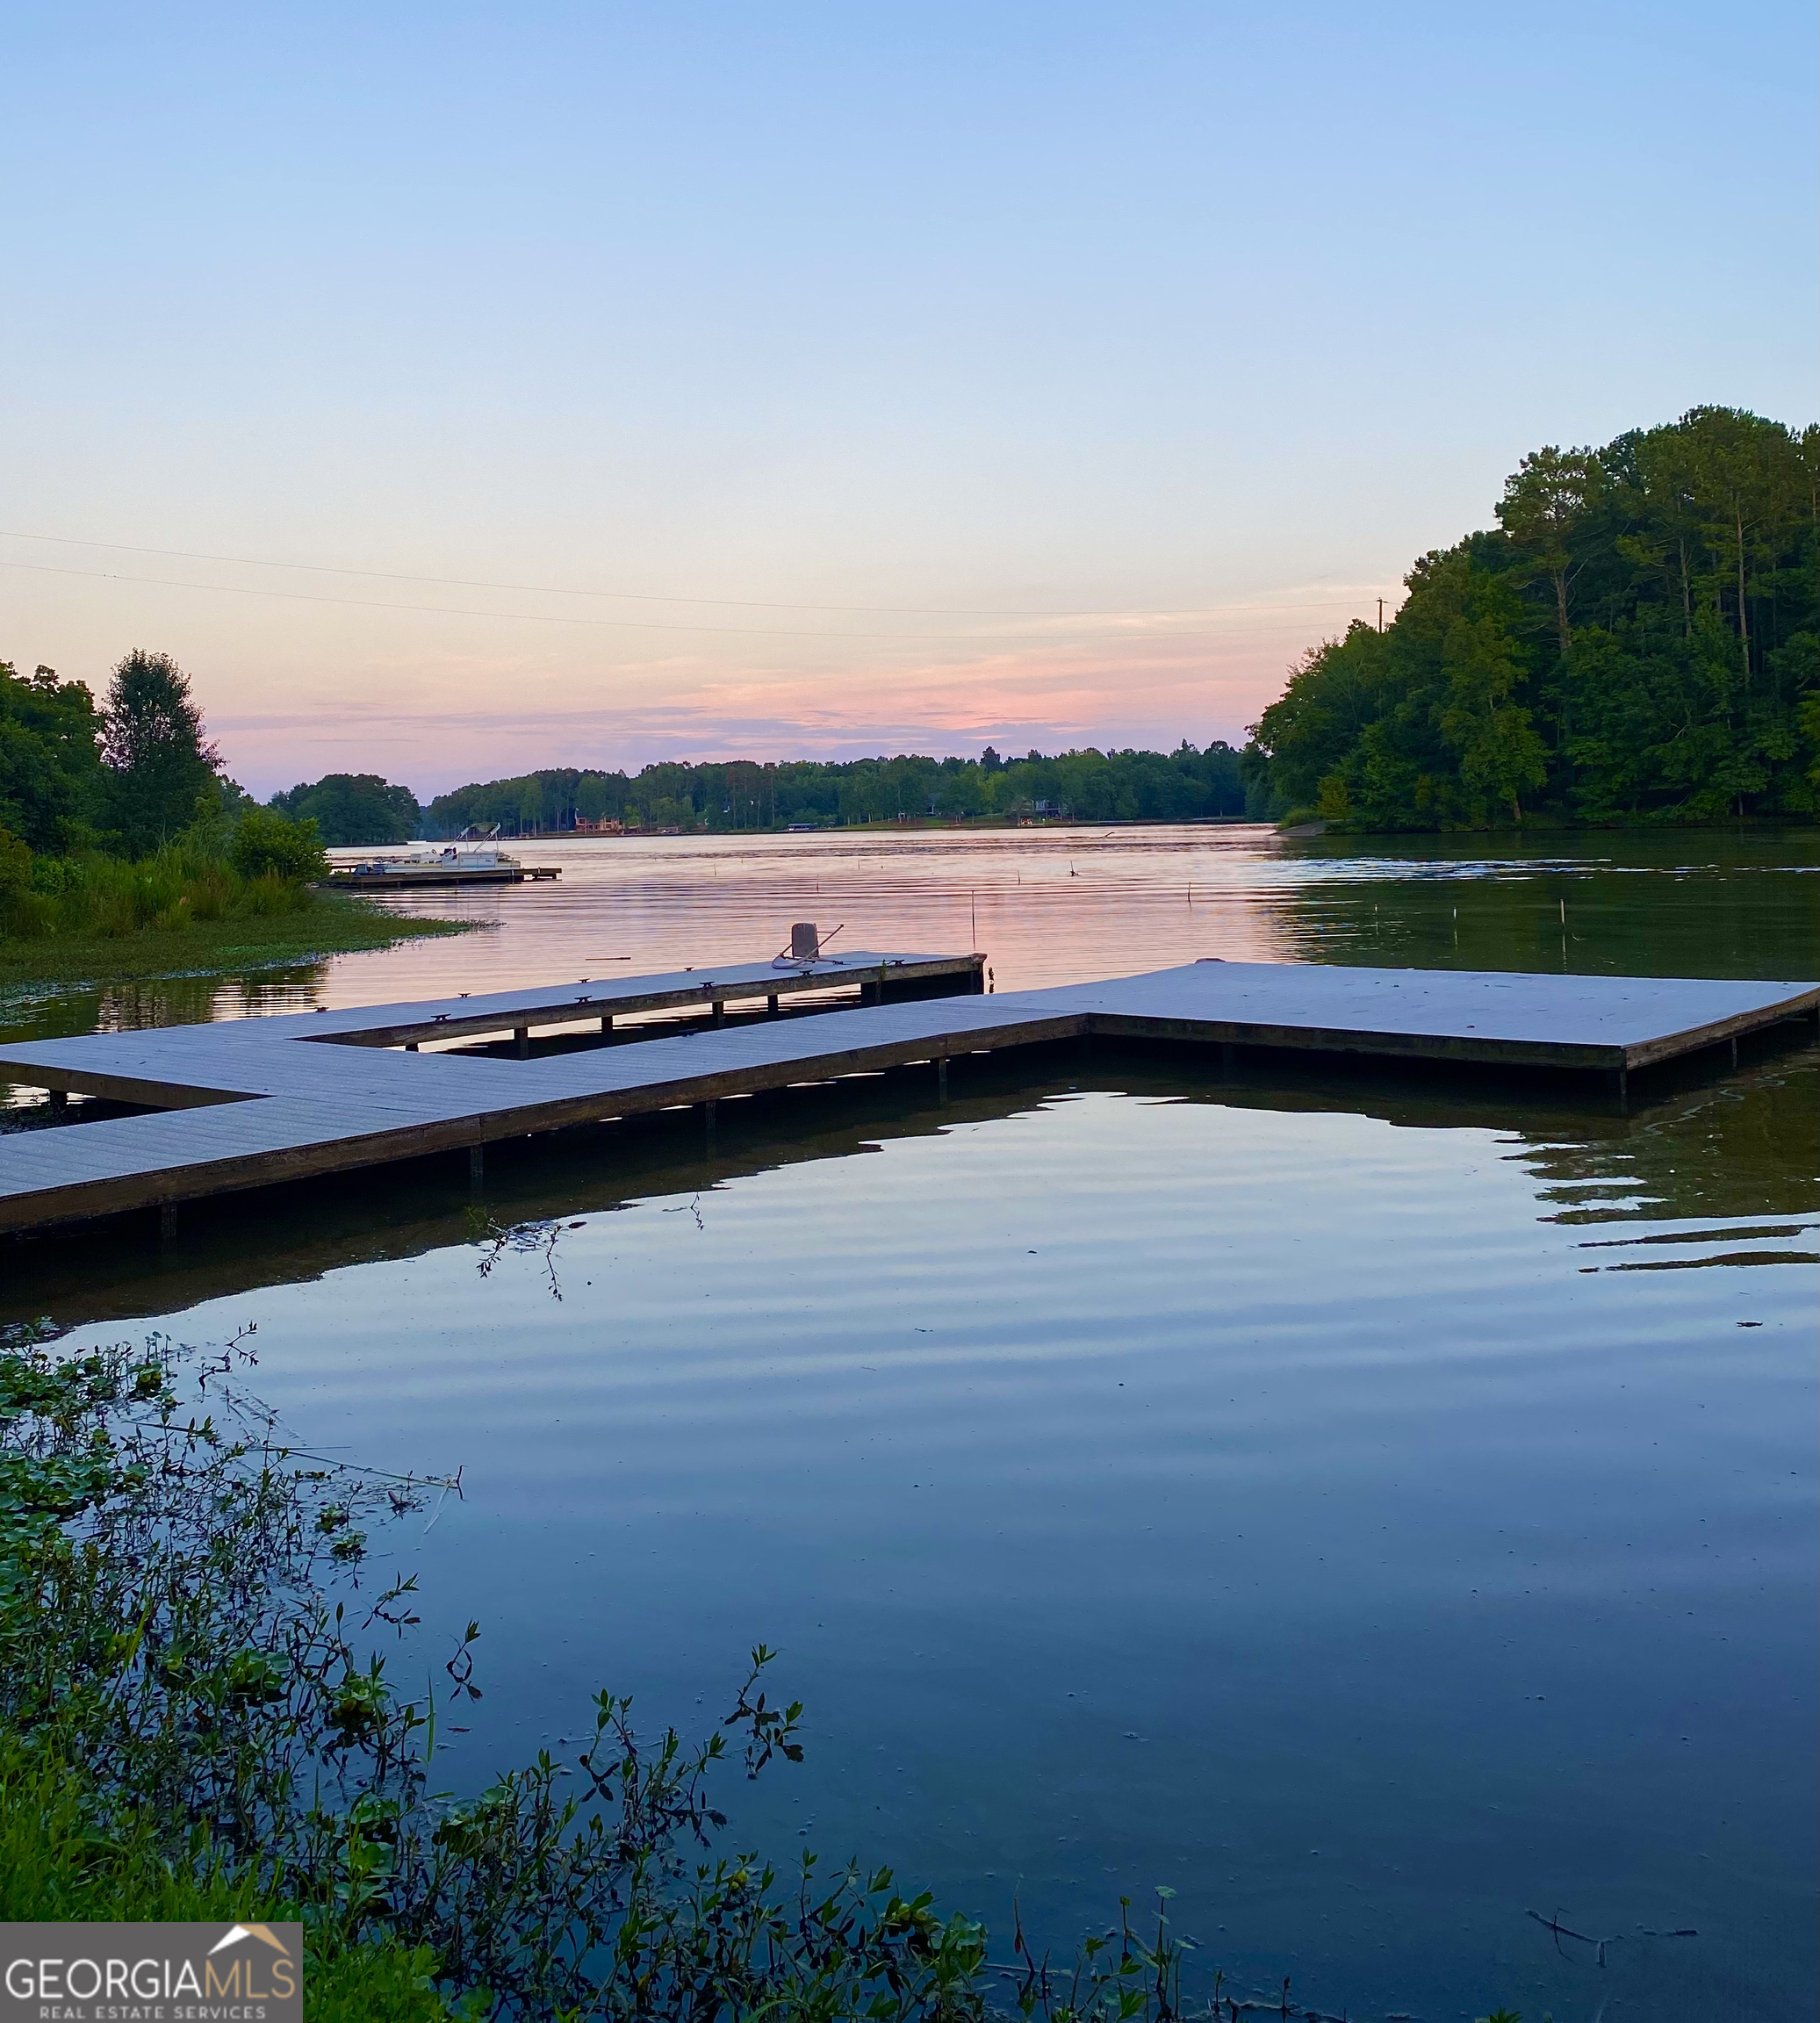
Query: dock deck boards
1 955 1812 1233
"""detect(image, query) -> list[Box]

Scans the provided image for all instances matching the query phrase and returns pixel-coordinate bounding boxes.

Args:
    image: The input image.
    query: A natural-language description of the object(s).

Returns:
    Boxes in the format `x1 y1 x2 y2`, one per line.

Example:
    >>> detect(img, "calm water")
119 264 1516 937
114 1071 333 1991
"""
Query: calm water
6 826 1816 2021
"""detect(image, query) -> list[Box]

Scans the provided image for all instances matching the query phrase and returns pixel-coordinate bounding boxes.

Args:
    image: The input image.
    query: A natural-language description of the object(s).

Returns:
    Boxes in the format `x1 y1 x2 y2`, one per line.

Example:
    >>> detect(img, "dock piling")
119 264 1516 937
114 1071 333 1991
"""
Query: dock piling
937 1056 948 1103
48 1089 68 1114
514 1028 529 1059
158 1200 177 1242
468 1145 485 1190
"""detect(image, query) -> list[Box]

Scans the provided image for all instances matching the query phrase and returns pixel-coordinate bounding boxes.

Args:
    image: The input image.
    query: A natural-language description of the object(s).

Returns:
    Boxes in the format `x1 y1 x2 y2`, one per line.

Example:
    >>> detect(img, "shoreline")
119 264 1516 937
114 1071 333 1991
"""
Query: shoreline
0 896 476 1000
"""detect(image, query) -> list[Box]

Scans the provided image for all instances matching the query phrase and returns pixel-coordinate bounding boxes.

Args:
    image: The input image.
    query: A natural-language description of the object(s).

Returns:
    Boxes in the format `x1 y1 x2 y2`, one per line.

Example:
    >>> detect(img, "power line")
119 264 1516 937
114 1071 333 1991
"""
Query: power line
0 527 1378 626
0 556 1375 646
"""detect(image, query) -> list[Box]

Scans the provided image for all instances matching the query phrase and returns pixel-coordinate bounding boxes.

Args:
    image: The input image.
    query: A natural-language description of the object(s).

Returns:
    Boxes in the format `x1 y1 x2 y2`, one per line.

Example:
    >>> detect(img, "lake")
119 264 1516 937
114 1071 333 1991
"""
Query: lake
5 824 1816 2021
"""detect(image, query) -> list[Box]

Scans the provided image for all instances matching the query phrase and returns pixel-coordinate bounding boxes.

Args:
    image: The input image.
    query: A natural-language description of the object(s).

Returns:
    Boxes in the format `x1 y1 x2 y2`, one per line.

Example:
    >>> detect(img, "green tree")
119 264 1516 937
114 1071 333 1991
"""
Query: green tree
101 650 220 856
1437 610 1548 823
1248 407 1817 828
1496 446 1601 656
230 805 327 882
270 773 419 845
0 662 104 853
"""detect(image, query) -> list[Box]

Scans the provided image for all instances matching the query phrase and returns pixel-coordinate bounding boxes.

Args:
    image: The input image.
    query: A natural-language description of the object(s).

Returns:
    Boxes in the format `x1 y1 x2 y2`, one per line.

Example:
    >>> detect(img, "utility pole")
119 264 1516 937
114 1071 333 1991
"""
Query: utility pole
1377 598 1385 633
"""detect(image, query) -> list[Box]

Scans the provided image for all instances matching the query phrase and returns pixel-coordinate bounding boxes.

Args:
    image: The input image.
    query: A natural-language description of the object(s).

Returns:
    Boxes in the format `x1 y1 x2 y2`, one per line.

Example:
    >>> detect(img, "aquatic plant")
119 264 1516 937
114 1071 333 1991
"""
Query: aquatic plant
0 1325 1442 2020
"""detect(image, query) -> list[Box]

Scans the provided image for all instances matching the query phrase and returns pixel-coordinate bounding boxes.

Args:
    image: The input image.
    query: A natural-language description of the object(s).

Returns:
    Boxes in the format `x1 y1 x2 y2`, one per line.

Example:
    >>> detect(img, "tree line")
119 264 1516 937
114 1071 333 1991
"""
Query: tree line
17 403 1808 860
1248 406 1818 827
423 741 1258 837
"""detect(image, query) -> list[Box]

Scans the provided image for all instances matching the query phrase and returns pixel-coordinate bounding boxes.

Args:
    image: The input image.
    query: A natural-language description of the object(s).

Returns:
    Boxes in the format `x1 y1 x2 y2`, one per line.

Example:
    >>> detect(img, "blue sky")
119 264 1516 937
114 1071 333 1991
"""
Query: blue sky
2 3 1813 794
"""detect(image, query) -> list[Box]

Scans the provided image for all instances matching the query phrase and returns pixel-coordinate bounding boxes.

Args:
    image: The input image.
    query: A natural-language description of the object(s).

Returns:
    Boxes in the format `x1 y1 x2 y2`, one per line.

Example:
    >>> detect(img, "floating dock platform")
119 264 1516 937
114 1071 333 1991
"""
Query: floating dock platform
325 863 560 889
0 954 1813 1235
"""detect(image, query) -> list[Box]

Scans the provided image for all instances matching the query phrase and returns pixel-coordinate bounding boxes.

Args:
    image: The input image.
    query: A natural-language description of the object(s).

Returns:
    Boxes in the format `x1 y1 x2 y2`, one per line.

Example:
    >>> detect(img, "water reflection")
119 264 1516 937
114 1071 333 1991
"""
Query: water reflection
3 830 1815 2021
4 823 1811 1075
8 1038 1815 1332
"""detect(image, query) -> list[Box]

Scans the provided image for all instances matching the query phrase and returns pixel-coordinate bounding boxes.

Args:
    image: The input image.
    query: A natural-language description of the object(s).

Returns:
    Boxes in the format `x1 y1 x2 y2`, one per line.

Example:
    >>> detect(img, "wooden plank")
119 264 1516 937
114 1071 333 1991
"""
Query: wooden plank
1 956 1812 1235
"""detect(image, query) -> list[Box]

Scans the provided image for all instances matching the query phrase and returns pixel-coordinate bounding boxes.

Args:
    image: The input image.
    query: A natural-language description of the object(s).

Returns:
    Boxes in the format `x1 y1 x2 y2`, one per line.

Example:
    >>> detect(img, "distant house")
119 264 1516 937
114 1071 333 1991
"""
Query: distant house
572 815 625 835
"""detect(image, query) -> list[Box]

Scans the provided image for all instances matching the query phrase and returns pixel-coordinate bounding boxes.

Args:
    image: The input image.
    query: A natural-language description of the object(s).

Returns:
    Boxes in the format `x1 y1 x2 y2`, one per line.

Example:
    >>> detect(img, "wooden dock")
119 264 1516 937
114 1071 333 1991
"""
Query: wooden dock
0 954 1812 1235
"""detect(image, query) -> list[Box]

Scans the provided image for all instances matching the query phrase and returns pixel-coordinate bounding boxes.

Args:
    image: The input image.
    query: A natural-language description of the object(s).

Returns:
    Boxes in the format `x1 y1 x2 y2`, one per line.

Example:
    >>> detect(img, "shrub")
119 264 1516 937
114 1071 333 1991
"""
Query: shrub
232 804 328 883
0 825 32 904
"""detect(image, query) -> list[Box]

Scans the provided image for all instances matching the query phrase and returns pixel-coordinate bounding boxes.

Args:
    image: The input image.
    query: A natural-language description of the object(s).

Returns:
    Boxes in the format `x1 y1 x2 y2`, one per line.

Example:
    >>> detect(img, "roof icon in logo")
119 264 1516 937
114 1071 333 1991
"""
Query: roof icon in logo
208 1925 292 1959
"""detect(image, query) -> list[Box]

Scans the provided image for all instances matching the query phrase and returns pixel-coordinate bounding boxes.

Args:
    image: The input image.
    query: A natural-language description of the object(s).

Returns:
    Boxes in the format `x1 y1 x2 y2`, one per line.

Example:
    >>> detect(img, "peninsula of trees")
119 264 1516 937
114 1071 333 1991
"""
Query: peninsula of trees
1248 407 1817 828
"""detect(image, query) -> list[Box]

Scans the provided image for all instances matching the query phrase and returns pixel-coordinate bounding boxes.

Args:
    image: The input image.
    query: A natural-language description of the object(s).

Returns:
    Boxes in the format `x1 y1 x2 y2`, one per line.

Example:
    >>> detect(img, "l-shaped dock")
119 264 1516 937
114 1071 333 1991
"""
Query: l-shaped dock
0 953 1814 1235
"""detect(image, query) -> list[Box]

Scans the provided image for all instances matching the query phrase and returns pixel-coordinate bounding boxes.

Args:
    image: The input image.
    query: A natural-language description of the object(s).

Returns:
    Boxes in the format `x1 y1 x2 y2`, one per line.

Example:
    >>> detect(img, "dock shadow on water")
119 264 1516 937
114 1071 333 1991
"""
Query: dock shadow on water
2 828 1815 2019
7 1028 1816 2023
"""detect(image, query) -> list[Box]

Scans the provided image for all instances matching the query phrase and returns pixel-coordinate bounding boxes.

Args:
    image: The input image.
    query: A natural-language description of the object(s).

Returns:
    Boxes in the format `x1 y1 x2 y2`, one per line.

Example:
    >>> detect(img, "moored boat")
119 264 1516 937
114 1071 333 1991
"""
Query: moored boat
325 846 560 889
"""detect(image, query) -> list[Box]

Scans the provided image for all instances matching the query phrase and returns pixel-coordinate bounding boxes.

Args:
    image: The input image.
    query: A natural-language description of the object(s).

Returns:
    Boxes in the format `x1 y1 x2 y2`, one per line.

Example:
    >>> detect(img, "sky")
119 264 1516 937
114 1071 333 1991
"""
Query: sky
2 3 1814 799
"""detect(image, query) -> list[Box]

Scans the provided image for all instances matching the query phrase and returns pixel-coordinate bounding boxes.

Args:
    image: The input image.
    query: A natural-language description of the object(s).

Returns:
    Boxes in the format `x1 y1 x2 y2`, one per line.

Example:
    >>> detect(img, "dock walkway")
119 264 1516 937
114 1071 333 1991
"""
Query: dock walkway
0 955 1812 1235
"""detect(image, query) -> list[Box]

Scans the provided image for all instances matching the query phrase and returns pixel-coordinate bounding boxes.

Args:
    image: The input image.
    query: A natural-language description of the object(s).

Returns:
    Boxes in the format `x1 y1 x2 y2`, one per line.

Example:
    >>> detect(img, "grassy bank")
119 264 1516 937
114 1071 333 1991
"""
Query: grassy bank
0 892 472 993
0 1741 450 2022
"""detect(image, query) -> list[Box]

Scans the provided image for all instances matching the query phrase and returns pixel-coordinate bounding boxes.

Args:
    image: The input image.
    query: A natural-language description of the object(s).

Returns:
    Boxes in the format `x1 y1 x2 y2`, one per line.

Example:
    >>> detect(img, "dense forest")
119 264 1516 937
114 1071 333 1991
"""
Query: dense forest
1248 407 1817 828
423 741 1257 836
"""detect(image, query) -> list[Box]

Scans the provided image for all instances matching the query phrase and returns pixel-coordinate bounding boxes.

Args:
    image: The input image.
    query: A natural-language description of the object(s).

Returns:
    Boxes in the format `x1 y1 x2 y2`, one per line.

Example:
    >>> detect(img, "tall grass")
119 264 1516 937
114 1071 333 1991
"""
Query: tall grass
0 809 326 940
2 851 315 939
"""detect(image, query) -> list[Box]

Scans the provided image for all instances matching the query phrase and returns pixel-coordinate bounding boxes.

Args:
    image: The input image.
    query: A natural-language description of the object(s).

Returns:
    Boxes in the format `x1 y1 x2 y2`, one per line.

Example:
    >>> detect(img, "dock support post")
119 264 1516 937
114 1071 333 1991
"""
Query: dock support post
48 1089 68 1114
704 1099 717 1149
1614 1066 1629 1111
1730 1035 1739 1069
937 1056 948 1103
766 993 780 1016
514 1028 529 1059
158 1200 178 1242
405 1040 419 1052
600 1013 613 1036
712 1001 725 1028
469 1144 485 1190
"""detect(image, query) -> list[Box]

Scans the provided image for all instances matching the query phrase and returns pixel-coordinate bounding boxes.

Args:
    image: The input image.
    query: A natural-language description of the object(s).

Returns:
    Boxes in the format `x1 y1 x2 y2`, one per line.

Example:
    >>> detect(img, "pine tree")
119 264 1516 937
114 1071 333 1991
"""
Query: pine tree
101 650 220 856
